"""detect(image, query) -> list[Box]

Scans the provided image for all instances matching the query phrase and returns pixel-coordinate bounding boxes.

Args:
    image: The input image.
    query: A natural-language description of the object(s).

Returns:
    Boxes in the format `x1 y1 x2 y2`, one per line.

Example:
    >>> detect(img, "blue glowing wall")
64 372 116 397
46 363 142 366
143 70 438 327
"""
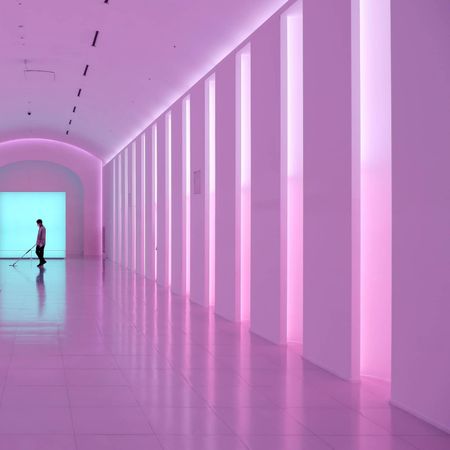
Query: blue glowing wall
0 192 66 258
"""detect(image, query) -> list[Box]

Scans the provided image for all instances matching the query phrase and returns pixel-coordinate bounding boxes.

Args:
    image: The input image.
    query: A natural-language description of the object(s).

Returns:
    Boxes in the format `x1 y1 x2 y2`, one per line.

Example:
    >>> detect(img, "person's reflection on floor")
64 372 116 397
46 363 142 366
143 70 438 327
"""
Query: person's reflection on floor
36 267 46 316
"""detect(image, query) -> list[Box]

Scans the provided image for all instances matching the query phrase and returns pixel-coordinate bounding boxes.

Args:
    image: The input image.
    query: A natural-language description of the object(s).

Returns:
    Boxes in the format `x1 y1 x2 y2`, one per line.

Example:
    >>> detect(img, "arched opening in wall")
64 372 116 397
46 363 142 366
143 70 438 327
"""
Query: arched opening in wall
0 161 84 257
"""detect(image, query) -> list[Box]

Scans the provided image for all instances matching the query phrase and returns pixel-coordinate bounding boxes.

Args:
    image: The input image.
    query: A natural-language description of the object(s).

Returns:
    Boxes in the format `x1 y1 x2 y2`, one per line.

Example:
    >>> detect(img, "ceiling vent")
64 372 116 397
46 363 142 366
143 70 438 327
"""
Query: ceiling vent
24 70 56 82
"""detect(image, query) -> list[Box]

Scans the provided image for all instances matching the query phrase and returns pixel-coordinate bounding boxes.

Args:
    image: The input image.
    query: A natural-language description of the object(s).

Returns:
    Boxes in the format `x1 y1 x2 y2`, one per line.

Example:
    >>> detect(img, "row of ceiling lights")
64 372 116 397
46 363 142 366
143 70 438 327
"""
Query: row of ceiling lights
66 1 108 135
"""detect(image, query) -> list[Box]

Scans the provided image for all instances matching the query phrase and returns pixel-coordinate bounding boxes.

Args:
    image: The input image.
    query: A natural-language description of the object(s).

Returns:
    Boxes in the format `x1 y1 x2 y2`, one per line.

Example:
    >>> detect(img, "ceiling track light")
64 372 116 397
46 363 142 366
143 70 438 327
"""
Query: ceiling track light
104 0 109 4
69 120 72 125
66 130 69 135
73 106 77 113
77 88 82 97
83 64 89 76
92 31 99 47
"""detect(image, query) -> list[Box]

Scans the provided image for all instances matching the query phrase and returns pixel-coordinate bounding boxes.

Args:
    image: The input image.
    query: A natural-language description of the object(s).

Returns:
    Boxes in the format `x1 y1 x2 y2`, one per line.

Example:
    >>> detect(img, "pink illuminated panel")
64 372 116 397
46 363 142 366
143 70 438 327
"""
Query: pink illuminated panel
126 147 133 269
281 2 303 343
115 157 120 264
236 46 251 322
117 154 122 265
152 124 158 281
166 112 173 286
183 96 191 297
140 133 146 275
131 141 137 272
122 150 129 268
360 0 392 380
205 75 216 307
135 134 145 275
112 158 117 262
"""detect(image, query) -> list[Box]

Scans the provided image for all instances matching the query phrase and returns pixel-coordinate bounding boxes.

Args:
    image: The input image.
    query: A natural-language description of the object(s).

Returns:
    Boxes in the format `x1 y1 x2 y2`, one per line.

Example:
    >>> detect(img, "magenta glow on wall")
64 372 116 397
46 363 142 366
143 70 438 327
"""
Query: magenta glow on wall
205 74 216 307
281 1 303 343
236 45 252 323
112 158 117 263
359 0 392 381
183 96 192 297
0 139 102 256
137 134 146 275
131 141 137 273
166 111 173 287
152 124 158 281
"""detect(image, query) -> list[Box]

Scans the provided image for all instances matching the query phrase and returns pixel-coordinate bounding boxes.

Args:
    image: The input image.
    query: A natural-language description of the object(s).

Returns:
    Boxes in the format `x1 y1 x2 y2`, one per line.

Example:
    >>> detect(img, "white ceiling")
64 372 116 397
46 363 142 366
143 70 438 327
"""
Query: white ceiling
0 0 287 162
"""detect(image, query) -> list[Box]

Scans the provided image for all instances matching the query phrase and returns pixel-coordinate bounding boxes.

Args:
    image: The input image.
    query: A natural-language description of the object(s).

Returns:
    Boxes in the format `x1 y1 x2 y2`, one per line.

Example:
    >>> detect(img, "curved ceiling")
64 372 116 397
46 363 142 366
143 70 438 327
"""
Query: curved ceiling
0 0 287 162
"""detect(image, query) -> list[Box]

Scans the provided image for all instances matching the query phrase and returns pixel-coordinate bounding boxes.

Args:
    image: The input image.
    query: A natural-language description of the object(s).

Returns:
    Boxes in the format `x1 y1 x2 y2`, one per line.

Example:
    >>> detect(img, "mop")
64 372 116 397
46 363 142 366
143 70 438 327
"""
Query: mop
8 244 36 267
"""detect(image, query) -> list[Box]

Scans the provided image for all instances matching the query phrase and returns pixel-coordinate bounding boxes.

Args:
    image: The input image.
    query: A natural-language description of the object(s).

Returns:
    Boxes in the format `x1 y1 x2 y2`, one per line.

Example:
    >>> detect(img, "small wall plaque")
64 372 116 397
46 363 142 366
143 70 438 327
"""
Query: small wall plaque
193 170 202 194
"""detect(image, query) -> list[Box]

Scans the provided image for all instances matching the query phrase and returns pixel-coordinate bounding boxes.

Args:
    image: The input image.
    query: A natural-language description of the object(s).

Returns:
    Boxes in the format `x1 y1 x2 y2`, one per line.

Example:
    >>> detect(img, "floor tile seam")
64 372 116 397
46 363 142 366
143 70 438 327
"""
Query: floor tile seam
154 433 252 449
281 406 356 440
0 432 75 436
0 351 13 406
355 407 442 436
139 403 240 438
241 434 335 450
392 434 449 450
192 386 283 408
114 355 161 441
62 354 79 450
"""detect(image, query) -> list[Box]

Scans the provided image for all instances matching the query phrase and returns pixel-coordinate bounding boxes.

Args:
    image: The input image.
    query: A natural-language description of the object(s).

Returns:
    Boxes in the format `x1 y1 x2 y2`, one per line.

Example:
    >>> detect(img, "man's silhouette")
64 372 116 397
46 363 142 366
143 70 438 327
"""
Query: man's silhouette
35 219 47 267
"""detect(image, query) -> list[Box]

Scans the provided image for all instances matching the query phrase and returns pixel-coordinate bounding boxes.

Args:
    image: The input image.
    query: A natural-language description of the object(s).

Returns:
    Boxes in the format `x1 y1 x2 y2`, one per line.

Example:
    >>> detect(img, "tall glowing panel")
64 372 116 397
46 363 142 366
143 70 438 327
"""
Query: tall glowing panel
205 75 216 306
183 96 191 296
122 149 128 268
131 141 137 272
145 126 157 281
136 134 146 275
117 154 122 264
236 46 251 322
281 2 303 343
360 0 392 380
166 112 172 286
140 133 146 275
152 124 158 281
112 158 117 262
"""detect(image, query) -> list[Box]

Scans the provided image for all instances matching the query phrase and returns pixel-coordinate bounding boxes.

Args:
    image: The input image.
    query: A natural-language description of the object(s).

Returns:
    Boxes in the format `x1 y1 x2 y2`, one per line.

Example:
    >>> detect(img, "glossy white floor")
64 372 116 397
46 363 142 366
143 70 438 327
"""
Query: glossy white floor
0 258 447 450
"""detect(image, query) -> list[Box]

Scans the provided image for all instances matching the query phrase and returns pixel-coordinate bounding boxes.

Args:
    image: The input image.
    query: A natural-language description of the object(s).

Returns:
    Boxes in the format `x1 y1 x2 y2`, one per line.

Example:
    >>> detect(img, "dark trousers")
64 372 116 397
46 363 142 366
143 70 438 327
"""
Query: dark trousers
36 245 46 265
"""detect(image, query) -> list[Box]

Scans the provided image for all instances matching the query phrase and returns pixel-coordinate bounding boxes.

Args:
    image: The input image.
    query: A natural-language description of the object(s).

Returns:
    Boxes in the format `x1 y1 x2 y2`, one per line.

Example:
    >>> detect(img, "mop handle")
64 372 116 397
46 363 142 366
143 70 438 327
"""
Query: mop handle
14 244 36 263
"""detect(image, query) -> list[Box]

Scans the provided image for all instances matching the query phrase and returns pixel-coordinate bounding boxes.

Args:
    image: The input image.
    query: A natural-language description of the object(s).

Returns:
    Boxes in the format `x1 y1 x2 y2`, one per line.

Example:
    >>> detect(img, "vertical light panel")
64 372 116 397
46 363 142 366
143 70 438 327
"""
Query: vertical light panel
236 45 252 322
152 124 158 281
140 133 146 275
205 75 216 307
165 112 172 286
183 96 191 297
131 141 137 272
135 135 144 275
281 2 303 343
117 154 122 264
360 0 392 380
145 127 155 280
123 148 129 268
112 158 117 262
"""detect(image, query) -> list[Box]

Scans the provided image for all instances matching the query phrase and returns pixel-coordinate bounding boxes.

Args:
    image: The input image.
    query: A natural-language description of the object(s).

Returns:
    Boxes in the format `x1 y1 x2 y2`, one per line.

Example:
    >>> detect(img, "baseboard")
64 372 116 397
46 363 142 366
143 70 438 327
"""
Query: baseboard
390 399 450 434
302 353 360 383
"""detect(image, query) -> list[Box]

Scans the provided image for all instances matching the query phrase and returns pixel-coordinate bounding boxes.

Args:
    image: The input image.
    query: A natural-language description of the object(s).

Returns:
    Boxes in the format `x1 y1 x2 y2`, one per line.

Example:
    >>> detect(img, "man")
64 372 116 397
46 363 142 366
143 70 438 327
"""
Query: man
35 219 47 267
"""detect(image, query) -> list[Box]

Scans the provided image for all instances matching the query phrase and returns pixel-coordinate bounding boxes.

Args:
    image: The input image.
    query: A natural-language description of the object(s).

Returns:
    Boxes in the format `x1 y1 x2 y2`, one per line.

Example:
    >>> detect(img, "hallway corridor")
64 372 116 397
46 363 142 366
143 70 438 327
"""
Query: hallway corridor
0 259 446 450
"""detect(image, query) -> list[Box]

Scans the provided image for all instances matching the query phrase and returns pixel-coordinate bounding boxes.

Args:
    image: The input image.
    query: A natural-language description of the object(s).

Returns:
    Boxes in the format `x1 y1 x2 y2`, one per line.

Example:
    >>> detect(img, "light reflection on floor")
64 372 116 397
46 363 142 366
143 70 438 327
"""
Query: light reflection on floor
0 258 447 450
0 259 66 333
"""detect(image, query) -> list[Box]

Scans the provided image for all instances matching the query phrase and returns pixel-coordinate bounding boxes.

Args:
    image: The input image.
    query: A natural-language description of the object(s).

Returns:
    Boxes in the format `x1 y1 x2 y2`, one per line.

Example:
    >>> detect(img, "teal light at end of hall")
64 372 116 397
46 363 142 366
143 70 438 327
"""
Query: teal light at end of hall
0 192 66 258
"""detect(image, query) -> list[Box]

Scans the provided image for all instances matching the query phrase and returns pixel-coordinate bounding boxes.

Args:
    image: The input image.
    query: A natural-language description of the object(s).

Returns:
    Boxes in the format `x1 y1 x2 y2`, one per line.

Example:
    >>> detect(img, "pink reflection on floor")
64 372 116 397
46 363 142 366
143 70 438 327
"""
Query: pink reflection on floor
0 258 447 450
